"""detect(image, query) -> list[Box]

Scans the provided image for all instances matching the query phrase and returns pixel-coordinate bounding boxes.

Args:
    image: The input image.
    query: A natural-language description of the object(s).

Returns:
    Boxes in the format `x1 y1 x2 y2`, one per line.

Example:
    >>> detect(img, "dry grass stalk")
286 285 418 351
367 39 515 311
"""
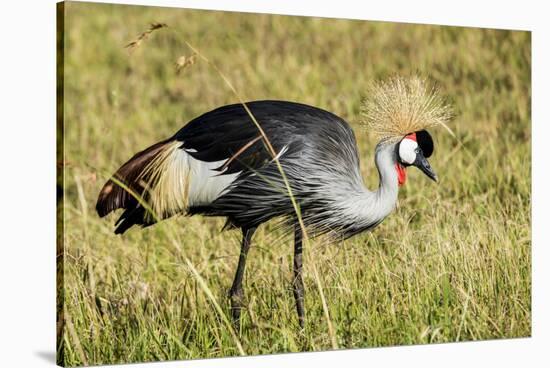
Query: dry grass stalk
175 53 197 74
361 76 453 143
182 257 246 356
125 22 168 52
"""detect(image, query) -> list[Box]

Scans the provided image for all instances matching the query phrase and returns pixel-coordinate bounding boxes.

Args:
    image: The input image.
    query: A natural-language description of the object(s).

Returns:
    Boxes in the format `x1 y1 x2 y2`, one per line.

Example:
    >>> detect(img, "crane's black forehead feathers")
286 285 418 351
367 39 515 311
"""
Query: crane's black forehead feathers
416 130 434 158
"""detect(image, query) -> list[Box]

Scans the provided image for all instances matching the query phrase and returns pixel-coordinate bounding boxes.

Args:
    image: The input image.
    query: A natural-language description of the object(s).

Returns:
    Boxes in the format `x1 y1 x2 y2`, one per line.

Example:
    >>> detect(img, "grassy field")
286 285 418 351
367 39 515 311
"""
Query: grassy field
57 2 531 366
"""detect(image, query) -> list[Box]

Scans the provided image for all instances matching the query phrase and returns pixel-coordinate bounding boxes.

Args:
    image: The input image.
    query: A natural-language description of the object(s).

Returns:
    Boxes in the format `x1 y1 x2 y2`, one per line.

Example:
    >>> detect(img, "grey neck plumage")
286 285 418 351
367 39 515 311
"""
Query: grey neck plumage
336 142 399 237
371 142 400 219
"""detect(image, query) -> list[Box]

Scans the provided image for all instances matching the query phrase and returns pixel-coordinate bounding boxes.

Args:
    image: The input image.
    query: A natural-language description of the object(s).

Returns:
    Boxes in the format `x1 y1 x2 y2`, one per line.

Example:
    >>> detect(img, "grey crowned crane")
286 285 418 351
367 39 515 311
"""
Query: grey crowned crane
96 77 451 328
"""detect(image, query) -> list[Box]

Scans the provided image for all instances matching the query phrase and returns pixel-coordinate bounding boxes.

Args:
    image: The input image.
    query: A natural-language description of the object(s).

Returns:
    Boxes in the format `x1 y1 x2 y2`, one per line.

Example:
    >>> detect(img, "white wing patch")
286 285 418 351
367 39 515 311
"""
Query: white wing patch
139 141 240 220
187 156 240 207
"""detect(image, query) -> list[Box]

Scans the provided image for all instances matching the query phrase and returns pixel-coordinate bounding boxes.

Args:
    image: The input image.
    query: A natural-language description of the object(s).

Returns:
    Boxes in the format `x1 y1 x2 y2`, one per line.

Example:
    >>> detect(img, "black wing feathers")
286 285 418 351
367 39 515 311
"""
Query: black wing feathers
173 101 342 176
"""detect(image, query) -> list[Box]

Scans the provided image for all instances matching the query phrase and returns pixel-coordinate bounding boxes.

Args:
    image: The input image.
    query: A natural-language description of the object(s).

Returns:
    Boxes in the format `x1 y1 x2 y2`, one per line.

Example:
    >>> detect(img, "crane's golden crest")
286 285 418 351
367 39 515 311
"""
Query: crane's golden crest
360 76 453 143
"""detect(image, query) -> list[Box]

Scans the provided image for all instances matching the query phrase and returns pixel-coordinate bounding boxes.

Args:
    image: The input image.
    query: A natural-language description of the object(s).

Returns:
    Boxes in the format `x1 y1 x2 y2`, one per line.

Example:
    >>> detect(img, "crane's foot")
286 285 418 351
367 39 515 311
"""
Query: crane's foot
293 223 305 330
293 279 305 329
229 287 245 330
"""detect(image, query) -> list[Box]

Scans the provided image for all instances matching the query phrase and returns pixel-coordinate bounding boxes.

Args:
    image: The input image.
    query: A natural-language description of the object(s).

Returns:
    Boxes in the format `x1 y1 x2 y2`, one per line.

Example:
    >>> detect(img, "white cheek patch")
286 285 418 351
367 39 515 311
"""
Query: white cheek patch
399 138 418 165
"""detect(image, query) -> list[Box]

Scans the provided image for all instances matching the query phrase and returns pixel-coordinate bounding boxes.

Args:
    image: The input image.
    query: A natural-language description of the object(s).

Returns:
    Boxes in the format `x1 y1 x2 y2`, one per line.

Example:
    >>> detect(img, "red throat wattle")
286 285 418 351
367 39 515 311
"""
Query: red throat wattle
396 163 407 186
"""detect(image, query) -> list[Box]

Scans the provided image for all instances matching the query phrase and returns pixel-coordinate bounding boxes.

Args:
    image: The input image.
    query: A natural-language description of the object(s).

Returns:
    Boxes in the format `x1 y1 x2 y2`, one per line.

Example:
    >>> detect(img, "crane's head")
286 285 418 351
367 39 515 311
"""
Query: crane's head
361 76 452 186
395 129 437 186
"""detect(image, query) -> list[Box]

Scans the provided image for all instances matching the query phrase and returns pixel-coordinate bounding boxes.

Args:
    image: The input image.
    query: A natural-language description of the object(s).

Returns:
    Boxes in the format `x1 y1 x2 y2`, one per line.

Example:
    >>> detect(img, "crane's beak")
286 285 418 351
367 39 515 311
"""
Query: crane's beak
414 153 438 183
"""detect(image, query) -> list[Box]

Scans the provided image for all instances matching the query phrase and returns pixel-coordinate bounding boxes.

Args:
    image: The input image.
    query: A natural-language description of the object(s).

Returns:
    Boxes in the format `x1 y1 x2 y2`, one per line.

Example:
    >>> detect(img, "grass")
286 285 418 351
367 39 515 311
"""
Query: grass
57 1 531 366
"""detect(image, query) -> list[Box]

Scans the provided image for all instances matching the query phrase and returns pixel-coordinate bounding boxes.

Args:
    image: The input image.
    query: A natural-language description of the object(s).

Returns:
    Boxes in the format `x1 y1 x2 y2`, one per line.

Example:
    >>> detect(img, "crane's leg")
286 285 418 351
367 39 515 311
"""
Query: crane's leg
293 223 305 328
229 226 256 329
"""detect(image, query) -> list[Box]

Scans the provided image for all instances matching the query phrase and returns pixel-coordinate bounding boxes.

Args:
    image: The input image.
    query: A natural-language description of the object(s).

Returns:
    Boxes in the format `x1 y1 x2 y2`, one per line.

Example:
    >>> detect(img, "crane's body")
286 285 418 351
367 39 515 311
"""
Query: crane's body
96 78 447 329
98 101 398 238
